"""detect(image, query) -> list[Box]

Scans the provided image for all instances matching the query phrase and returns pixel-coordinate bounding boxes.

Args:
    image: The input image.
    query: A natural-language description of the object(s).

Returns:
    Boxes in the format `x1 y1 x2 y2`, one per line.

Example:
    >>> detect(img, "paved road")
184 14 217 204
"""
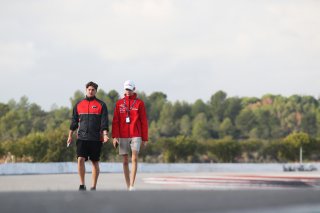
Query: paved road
1 172 320 212
0 172 320 191
1 190 320 213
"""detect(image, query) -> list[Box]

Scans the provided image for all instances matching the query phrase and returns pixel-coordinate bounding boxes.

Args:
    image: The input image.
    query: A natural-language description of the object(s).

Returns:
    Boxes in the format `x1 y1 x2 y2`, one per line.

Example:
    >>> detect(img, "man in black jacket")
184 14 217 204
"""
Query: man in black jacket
67 81 109 191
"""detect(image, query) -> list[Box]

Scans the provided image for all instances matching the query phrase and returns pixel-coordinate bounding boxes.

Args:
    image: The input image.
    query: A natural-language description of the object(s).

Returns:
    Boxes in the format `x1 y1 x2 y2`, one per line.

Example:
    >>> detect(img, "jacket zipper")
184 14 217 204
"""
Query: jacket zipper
128 98 131 138
87 100 90 136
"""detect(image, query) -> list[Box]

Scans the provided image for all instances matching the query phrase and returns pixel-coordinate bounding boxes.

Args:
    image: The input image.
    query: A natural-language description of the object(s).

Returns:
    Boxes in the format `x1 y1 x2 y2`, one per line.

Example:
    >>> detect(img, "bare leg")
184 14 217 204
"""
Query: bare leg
91 161 100 189
78 157 86 185
130 150 138 187
123 154 130 189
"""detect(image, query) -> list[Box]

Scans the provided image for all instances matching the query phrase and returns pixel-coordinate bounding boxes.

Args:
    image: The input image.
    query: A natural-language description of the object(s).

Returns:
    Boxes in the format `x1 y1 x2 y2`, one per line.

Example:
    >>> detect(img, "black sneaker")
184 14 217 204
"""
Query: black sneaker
79 185 86 191
90 187 96 191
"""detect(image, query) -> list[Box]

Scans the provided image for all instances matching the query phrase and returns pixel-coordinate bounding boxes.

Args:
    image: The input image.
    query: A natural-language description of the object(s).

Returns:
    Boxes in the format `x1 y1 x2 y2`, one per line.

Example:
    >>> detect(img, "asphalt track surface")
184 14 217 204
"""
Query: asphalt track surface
1 172 320 213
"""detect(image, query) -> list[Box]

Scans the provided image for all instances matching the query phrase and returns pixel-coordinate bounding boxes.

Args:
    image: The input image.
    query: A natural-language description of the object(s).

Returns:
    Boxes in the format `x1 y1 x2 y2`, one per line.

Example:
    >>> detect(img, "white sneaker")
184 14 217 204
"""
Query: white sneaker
128 186 135 191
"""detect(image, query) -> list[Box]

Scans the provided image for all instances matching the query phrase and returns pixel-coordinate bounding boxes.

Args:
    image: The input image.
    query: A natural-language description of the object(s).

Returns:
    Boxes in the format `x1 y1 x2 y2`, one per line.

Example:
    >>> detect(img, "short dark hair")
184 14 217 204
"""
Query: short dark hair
86 81 98 90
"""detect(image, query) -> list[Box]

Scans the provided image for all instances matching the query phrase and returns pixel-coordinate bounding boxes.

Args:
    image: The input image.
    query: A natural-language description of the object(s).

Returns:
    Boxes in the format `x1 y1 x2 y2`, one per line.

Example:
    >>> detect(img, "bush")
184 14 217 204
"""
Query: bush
208 137 241 162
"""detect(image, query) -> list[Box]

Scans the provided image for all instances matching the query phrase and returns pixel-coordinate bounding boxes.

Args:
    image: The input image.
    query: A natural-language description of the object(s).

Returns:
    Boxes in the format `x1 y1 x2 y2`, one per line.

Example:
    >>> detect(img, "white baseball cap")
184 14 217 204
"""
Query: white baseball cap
123 80 135 91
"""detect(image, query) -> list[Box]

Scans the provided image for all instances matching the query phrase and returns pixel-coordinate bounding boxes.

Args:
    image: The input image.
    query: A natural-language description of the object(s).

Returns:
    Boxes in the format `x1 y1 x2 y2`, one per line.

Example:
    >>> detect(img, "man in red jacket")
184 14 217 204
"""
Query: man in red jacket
112 80 148 191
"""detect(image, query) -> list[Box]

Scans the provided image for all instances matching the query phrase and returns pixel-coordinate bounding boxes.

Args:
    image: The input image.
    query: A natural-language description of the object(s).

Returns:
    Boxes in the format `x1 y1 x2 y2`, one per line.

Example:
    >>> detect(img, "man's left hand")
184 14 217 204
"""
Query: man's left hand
103 134 109 143
142 141 148 148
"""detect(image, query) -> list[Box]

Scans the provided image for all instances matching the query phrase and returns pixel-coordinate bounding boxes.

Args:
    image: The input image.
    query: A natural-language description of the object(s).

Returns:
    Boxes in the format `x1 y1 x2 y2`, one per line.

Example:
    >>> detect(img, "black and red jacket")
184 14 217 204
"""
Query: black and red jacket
112 93 148 141
70 96 109 141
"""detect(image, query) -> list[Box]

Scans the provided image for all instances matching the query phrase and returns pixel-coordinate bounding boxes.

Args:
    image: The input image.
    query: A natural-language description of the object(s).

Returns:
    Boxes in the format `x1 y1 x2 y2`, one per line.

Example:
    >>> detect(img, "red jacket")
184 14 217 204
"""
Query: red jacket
112 93 148 141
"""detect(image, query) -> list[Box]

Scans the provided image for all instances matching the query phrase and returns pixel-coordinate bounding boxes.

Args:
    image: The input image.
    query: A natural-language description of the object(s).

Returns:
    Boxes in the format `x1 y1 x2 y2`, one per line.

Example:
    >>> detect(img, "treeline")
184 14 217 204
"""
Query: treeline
0 90 320 163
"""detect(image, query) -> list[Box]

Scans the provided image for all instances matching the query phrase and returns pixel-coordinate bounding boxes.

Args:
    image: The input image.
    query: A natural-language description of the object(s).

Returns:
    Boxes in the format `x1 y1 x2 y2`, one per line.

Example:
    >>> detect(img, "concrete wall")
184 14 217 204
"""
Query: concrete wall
1 162 319 175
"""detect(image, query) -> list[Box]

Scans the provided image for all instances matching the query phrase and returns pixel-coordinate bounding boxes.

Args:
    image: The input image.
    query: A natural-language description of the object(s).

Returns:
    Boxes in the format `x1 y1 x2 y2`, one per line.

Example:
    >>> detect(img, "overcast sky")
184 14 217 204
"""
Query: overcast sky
1 0 319 110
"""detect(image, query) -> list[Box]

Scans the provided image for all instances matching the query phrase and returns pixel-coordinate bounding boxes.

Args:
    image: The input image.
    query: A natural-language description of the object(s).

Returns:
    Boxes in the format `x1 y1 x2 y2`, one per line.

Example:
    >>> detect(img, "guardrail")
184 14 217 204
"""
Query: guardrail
2 162 319 175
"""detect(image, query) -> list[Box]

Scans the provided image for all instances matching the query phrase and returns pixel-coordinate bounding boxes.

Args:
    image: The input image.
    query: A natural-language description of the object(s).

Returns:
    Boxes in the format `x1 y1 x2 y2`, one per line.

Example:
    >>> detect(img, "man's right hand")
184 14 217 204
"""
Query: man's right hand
67 136 72 147
113 138 119 149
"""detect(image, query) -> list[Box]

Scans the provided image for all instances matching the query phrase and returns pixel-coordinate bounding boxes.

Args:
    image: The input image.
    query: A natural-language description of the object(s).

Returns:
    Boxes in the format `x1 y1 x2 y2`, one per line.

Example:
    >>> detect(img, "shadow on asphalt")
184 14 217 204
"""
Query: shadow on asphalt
1 190 320 213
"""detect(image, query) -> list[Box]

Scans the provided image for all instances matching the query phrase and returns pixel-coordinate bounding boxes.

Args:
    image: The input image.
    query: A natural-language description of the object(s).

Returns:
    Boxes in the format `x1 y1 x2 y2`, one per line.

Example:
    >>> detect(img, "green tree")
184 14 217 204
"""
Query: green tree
45 107 71 130
209 90 227 122
236 109 257 138
96 89 108 102
155 136 198 163
0 142 5 157
191 99 208 118
172 101 191 120
0 97 46 140
148 121 160 142
19 132 49 162
284 132 311 150
317 109 320 138
219 117 235 138
158 103 178 137
224 97 242 123
209 137 241 162
240 140 263 162
0 103 9 118
192 113 210 140
254 108 281 139
301 112 317 136
97 89 120 127
179 115 192 136
157 138 176 163
70 90 84 107
174 136 198 162
28 103 47 132
261 140 284 162
43 122 76 162
282 131 313 162
147 92 167 122
241 97 260 107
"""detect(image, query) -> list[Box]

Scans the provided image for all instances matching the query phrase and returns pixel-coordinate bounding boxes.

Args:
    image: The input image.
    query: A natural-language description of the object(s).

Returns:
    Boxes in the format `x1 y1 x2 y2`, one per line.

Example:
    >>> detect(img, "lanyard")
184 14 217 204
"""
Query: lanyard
123 98 137 115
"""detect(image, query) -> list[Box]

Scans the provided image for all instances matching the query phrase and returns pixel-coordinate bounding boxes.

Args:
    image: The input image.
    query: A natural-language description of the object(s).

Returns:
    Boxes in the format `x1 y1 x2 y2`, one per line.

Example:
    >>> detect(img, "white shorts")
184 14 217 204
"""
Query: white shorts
118 137 142 155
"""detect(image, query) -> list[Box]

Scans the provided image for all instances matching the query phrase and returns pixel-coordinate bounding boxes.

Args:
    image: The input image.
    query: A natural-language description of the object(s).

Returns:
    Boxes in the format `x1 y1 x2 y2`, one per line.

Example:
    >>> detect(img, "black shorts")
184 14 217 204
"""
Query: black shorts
76 139 102 161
